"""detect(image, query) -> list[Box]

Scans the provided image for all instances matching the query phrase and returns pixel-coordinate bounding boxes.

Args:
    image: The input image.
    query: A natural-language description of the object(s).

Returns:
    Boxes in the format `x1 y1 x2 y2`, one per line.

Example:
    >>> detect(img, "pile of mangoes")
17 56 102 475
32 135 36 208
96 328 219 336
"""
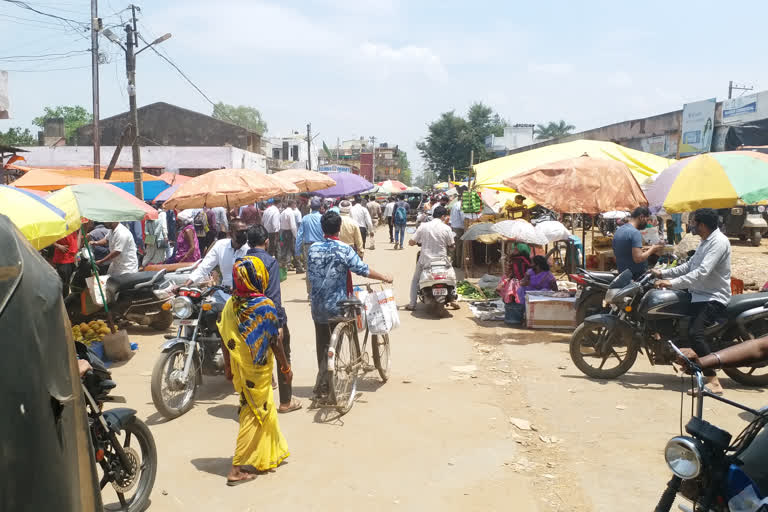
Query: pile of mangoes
72 320 113 345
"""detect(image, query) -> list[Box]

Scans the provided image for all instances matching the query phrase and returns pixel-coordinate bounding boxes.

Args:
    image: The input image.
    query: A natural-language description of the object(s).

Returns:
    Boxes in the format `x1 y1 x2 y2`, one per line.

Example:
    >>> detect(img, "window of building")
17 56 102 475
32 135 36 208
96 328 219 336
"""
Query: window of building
272 148 281 160
291 145 299 161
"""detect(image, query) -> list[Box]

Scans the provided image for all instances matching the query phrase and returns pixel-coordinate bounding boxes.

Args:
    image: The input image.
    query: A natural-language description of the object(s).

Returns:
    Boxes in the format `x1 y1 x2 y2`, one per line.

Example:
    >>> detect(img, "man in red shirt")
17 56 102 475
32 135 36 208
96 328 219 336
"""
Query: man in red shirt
52 231 79 297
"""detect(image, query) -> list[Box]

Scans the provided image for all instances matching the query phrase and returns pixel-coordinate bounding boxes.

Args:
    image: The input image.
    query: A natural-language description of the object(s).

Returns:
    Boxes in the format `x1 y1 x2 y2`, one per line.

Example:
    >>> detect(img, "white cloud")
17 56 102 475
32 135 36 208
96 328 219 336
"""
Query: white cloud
528 62 573 75
358 42 446 79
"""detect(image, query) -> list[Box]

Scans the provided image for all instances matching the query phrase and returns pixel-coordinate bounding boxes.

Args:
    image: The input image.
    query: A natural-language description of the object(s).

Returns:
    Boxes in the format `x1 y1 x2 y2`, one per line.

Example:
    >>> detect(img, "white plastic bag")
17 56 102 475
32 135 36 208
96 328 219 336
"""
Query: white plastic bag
86 275 110 306
364 288 400 334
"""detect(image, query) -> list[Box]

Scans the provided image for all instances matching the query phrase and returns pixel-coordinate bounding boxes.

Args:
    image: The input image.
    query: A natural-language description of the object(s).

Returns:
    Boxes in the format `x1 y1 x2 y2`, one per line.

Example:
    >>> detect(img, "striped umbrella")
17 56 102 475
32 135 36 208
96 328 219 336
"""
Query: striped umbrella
646 151 768 212
0 185 69 249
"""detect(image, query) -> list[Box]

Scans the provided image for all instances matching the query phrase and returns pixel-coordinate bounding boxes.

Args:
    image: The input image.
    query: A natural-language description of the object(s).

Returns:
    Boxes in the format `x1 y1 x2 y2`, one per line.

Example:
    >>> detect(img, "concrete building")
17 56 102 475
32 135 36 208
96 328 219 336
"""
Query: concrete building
77 102 262 153
317 137 401 182
511 90 768 158
262 133 318 172
16 145 267 175
485 124 535 156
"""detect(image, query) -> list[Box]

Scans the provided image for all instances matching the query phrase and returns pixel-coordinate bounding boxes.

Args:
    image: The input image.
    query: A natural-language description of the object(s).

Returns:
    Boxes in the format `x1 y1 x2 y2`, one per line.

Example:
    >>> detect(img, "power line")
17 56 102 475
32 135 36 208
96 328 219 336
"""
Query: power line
3 64 92 72
0 49 90 61
1 0 87 25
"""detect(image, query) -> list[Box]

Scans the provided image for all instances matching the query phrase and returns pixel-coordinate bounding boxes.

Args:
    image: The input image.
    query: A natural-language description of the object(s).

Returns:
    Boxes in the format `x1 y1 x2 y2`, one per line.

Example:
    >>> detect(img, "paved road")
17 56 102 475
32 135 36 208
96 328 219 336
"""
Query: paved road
109 225 768 511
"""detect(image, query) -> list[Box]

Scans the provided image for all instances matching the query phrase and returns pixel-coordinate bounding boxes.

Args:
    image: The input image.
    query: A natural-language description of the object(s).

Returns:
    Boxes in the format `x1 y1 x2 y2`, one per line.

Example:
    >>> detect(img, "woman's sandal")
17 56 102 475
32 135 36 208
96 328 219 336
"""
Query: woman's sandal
226 473 257 487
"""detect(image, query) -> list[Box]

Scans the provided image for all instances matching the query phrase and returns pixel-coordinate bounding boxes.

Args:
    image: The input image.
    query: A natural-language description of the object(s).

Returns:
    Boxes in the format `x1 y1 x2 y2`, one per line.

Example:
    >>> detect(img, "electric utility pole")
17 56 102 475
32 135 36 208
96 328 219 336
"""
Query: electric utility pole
728 80 754 99
90 0 101 178
306 123 312 170
103 6 171 199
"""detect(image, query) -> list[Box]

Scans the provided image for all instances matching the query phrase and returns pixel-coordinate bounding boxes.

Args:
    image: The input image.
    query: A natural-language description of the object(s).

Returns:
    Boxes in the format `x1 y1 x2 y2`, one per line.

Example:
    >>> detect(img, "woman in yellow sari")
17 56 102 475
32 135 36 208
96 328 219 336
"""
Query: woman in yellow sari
218 256 292 486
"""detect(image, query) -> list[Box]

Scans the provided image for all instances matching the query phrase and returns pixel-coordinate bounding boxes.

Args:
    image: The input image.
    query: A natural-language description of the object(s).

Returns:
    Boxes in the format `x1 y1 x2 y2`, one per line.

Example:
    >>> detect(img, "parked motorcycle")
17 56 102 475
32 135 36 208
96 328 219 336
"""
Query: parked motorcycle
151 285 227 419
77 342 157 511
655 342 767 512
569 268 617 325
417 258 458 317
570 269 768 385
66 249 175 330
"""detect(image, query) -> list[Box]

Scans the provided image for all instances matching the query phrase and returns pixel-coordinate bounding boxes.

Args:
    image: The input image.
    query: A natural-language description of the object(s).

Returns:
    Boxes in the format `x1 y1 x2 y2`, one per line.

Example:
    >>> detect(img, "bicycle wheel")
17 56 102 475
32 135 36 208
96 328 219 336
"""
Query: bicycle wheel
371 333 391 382
328 322 360 414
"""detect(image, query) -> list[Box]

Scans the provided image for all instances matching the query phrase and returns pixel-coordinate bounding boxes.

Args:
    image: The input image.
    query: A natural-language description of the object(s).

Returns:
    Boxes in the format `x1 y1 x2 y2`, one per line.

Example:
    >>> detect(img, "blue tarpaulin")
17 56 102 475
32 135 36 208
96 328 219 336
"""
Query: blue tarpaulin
111 180 169 201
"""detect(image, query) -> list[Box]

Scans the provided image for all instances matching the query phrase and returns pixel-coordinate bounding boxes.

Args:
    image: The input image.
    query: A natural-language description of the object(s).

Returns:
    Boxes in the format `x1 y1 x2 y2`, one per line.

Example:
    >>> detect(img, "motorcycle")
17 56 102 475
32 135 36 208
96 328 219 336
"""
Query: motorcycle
151 285 227 419
77 342 157 511
66 249 176 331
417 258 458 317
569 268 617 325
655 342 767 512
570 269 768 385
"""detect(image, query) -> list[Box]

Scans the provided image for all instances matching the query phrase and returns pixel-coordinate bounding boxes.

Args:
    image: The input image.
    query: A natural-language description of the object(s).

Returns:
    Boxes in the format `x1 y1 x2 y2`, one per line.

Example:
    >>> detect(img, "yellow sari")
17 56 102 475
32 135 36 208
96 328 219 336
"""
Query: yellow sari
217 256 289 471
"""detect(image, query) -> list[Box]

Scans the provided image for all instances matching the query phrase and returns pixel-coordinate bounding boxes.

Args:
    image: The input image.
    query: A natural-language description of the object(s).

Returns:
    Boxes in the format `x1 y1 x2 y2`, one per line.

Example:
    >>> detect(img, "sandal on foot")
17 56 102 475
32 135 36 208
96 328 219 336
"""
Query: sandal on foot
278 398 303 414
226 474 257 487
687 386 723 397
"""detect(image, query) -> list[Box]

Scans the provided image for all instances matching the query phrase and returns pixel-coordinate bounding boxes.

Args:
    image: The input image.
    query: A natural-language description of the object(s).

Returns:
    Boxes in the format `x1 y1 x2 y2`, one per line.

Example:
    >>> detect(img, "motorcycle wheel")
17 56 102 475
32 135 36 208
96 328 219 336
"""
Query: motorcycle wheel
751 230 762 247
575 293 605 325
151 345 198 419
569 322 638 379
101 417 157 512
149 310 174 331
723 323 768 386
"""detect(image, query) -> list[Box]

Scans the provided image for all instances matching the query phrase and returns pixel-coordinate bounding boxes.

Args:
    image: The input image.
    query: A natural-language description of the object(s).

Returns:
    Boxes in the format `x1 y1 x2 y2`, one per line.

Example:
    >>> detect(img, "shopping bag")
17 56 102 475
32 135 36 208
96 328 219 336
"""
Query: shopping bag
364 288 400 334
86 275 110 306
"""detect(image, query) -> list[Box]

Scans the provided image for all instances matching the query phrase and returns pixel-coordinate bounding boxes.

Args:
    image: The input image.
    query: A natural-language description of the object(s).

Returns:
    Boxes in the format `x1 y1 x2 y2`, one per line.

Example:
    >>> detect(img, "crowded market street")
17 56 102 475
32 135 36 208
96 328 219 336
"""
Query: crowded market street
104 225 767 511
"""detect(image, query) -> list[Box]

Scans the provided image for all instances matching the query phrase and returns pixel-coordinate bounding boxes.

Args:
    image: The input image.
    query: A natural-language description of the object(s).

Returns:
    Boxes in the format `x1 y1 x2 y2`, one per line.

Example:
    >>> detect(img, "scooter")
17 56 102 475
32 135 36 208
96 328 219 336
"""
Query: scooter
65 248 176 330
417 258 458 317
569 268 617 324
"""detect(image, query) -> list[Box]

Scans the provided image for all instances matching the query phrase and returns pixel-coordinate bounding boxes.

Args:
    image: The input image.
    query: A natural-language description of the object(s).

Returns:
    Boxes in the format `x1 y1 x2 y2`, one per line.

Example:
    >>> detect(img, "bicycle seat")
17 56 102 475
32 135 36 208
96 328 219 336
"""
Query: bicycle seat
337 298 363 308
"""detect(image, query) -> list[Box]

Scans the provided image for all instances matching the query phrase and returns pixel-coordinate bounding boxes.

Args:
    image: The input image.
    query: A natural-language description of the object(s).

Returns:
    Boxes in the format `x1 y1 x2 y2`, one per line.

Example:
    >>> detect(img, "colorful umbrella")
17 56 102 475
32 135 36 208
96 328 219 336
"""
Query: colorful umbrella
273 168 336 192
503 156 647 215
646 151 768 213
0 185 69 249
48 183 158 225
377 180 408 194
460 222 496 241
534 220 572 244
405 186 424 194
153 184 180 204
312 172 374 198
163 168 296 210
492 220 548 245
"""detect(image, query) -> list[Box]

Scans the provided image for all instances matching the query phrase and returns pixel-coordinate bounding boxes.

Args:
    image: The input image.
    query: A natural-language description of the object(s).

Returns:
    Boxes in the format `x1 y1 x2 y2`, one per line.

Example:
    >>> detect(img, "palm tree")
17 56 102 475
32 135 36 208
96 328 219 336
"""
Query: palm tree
534 120 576 140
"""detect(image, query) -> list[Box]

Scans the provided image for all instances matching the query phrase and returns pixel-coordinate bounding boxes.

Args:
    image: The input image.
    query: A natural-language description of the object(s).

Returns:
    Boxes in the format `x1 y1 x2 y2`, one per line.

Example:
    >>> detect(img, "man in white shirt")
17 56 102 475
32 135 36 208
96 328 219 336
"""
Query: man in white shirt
185 219 250 303
404 206 455 312
383 197 396 243
351 195 374 248
279 200 302 272
450 189 466 267
91 222 139 276
261 200 281 258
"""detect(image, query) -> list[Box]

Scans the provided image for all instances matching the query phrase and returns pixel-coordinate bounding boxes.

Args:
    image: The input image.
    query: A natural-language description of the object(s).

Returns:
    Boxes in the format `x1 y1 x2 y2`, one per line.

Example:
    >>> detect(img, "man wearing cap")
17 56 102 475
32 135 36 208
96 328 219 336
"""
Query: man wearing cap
295 198 325 294
338 200 365 257
351 195 374 249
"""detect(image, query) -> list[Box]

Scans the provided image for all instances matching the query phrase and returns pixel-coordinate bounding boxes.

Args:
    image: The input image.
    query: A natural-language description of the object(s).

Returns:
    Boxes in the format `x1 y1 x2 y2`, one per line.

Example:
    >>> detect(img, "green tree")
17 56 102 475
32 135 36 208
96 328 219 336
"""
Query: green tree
32 105 92 144
417 102 506 181
534 120 575 140
397 150 412 185
0 127 36 146
212 102 267 135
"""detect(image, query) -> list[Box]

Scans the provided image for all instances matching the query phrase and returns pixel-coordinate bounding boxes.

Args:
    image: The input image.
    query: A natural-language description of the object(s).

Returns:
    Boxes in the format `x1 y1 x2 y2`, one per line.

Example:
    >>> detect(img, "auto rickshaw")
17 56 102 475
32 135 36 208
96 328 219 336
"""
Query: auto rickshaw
718 205 768 246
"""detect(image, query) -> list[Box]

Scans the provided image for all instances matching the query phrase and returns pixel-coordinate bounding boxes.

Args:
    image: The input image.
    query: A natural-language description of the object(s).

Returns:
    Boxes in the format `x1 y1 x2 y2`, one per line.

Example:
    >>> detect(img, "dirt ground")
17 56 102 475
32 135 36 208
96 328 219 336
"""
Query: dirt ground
106 227 768 511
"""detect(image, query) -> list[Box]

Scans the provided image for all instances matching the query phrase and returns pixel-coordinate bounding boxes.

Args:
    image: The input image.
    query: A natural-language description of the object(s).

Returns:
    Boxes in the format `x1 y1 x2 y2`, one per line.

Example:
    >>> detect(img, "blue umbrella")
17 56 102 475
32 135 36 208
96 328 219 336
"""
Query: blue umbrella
311 172 374 198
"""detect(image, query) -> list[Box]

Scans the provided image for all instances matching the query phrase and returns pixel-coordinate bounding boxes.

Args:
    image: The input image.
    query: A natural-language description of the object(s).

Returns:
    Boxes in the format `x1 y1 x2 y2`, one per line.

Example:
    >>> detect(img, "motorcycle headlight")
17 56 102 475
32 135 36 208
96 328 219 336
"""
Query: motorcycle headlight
665 437 702 479
171 296 194 319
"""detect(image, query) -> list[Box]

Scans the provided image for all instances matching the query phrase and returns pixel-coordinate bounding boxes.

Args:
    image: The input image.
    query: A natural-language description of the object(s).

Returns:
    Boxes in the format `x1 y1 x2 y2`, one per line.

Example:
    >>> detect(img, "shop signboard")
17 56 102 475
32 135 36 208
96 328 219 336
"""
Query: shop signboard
679 98 716 157
722 92 768 125
318 164 351 173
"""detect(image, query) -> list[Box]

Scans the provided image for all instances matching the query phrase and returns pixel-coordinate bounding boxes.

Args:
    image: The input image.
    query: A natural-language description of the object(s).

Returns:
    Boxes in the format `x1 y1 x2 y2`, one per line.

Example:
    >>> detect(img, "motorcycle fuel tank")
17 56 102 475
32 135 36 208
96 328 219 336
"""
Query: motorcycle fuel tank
639 289 691 319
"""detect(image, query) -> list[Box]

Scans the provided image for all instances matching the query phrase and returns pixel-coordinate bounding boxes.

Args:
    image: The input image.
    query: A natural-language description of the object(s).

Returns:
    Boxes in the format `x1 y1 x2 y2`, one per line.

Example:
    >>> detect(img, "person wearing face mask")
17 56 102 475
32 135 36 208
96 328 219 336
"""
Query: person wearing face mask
184 218 250 303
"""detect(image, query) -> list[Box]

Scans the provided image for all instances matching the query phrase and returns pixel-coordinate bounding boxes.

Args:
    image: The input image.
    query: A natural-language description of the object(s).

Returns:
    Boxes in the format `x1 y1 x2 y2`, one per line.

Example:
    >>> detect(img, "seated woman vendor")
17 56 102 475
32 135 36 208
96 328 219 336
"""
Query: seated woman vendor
516 255 558 307
504 243 531 280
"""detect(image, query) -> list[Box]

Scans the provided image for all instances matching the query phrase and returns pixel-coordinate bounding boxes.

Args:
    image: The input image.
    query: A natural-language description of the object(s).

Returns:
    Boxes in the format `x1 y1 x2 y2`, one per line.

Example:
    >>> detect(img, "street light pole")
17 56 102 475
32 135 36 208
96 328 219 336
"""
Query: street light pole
90 0 101 179
125 20 143 199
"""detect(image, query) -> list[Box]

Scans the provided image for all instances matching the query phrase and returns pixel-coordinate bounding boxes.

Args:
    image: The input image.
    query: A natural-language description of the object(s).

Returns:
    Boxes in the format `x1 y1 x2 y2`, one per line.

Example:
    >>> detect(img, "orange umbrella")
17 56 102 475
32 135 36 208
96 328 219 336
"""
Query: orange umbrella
163 168 298 210
157 172 192 185
11 168 115 191
272 168 335 192
502 156 647 214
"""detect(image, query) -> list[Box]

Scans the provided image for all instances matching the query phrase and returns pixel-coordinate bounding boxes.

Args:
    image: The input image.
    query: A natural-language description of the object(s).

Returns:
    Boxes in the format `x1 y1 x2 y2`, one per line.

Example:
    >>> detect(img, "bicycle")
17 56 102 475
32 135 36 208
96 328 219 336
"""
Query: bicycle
326 281 392 414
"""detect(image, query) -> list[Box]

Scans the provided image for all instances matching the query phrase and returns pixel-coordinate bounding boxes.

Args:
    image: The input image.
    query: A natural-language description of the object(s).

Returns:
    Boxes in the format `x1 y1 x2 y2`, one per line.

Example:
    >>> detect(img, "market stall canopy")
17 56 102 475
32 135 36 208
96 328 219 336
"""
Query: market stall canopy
163 168 293 210
474 139 674 191
602 210 629 219
48 183 158 229
645 151 768 213
110 180 170 201
460 222 497 241
534 220 572 244
153 184 180 203
0 185 69 249
405 186 424 194
503 156 648 215
158 172 191 185
312 172 374 198
11 165 160 183
273 168 335 193
12 168 115 191
433 182 451 191
492 219 548 245
377 180 408 194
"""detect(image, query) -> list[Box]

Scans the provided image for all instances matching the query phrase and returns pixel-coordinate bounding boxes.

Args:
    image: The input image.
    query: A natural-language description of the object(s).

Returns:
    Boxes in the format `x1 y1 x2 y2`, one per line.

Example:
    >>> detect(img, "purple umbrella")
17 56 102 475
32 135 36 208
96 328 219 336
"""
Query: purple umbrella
153 184 180 204
311 172 374 198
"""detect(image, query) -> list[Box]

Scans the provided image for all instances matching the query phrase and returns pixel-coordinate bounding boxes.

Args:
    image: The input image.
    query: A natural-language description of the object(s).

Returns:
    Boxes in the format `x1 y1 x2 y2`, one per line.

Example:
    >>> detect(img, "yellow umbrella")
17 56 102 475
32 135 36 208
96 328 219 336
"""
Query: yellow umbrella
0 185 72 249
474 139 674 190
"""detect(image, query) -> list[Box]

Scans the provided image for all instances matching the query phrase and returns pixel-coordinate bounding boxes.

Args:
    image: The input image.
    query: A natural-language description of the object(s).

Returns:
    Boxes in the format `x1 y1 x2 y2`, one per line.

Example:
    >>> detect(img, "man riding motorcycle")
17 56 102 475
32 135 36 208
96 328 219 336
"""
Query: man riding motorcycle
653 208 731 395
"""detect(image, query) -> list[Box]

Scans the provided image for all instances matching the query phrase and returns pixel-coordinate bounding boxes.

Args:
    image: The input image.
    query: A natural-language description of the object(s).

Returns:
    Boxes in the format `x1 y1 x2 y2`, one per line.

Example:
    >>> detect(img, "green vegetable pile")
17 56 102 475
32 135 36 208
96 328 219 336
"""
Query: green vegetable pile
457 280 499 300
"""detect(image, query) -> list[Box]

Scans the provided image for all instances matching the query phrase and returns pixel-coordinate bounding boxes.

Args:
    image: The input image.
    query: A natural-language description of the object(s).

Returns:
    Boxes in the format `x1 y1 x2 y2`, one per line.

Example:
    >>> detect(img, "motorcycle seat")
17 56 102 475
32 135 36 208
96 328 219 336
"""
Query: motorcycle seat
337 298 363 309
726 292 768 319
107 271 162 292
586 271 616 283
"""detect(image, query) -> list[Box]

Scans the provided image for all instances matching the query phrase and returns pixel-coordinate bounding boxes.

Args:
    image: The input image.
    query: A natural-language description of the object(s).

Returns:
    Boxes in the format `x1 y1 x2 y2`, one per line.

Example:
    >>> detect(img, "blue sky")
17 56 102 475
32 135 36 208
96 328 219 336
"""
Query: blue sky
2 0 768 173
